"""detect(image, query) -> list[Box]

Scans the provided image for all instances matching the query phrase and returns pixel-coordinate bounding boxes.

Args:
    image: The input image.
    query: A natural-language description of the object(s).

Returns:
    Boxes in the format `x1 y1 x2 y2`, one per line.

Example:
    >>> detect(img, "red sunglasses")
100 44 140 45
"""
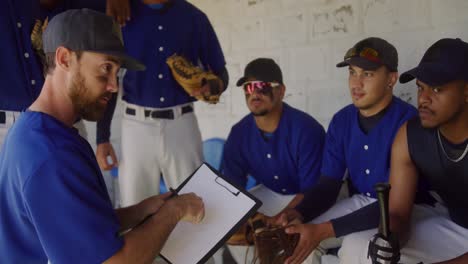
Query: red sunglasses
242 81 281 95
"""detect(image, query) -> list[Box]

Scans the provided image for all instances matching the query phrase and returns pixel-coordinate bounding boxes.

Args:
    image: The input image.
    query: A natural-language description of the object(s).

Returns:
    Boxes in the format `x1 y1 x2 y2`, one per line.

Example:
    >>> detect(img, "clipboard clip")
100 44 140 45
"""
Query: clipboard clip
215 176 240 196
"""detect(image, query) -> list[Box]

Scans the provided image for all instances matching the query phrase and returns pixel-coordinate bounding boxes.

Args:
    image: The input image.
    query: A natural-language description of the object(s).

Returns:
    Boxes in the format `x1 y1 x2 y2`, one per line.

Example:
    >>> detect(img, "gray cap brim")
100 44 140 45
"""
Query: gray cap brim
100 50 146 71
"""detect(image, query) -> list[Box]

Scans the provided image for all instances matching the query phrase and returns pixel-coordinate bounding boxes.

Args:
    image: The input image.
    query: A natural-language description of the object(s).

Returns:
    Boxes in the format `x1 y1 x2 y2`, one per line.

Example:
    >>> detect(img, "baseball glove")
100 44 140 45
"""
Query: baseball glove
31 18 49 61
227 213 299 264
166 54 223 104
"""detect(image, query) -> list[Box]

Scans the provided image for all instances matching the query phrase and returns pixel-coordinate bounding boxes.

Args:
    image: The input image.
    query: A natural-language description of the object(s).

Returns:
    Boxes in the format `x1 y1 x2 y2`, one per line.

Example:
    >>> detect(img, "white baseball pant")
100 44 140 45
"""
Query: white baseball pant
118 102 203 207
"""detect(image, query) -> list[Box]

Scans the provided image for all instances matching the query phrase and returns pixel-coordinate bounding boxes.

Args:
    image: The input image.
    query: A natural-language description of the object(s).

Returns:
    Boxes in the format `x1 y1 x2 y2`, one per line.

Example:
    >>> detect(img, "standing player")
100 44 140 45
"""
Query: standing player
0 0 117 148
364 38 468 264
0 9 204 263
276 37 420 264
96 0 229 207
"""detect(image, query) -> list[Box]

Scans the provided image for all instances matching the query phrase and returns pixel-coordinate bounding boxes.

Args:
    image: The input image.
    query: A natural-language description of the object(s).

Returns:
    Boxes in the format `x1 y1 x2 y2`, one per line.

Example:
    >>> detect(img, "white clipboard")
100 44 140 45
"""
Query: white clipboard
159 163 262 264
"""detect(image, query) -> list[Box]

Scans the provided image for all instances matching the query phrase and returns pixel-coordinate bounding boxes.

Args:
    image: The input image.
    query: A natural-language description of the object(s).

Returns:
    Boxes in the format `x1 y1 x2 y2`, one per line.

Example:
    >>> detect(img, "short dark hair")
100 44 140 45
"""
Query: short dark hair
43 50 83 76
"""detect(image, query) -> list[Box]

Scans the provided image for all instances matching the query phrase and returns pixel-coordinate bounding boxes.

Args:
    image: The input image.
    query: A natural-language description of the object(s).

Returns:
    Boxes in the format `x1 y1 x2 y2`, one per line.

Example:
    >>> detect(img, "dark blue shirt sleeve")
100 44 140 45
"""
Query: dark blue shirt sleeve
219 66 229 92
296 124 325 192
321 115 347 180
296 176 342 223
23 150 123 263
96 92 117 144
197 12 226 75
222 129 248 188
331 201 380 237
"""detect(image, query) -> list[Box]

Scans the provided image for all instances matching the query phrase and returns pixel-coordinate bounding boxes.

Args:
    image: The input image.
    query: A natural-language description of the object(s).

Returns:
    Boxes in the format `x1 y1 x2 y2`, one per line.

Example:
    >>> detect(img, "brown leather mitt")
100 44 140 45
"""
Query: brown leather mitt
252 225 299 264
250 215 299 264
31 17 49 61
166 54 223 104
227 212 299 264
226 213 266 246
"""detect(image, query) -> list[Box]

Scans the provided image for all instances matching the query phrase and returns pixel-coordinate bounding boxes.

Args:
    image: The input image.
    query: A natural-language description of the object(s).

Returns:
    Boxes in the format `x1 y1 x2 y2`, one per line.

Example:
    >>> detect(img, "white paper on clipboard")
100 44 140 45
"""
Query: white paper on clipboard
160 163 261 264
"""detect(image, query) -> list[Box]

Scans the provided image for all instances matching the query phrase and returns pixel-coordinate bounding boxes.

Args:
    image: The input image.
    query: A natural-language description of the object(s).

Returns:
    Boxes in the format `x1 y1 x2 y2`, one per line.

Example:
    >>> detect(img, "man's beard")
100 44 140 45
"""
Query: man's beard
68 71 108 122
252 110 269 116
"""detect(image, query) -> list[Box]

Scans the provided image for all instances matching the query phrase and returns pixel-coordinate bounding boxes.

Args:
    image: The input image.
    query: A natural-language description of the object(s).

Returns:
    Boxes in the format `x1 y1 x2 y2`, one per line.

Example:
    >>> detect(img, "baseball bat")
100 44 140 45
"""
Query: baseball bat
375 182 391 238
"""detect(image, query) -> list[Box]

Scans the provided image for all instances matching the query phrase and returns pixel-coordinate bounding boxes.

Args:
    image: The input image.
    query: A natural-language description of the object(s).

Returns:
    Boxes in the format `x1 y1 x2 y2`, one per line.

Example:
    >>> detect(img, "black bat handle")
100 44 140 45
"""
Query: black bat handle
375 182 391 238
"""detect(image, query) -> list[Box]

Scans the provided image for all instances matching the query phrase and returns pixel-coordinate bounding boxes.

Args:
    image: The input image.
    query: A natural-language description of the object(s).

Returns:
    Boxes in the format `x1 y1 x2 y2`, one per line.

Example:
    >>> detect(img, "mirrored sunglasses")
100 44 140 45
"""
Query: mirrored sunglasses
242 81 280 95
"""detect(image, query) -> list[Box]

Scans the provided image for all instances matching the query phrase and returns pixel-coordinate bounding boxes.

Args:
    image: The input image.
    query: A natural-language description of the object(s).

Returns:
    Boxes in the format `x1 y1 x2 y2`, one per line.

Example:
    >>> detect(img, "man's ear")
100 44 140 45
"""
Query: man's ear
388 72 398 89
279 84 286 99
55 46 73 72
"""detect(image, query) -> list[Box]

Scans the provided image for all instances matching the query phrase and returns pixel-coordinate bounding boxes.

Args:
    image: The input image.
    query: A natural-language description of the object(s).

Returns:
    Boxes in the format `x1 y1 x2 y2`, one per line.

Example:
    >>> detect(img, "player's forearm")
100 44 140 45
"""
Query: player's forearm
115 204 144 230
286 194 304 209
115 201 151 231
389 213 411 245
432 253 468 264
330 201 380 237
295 176 341 222
96 92 117 144
105 205 181 264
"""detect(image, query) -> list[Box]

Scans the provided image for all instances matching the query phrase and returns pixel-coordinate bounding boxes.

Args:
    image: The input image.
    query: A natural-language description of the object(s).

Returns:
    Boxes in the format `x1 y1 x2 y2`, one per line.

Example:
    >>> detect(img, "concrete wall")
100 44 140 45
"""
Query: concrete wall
84 0 468 158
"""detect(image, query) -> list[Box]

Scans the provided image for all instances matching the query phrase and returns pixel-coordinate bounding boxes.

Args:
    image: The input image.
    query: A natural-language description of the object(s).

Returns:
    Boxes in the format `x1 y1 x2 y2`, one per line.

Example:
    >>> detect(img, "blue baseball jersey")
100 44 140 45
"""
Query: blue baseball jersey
0 0 105 111
0 112 122 263
121 0 226 108
321 96 417 198
222 103 326 194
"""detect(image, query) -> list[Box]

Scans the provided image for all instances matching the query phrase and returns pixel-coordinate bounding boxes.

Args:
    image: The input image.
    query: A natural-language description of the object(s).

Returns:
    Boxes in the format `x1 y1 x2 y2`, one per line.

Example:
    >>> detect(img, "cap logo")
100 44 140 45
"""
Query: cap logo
344 46 382 64
360 47 381 63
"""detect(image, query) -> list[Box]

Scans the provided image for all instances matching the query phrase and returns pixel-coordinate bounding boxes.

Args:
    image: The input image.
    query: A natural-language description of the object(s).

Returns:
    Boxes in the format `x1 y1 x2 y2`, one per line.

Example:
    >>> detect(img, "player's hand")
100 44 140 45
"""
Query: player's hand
106 0 131 26
367 232 400 264
284 223 331 264
96 142 118 170
190 84 210 97
191 78 224 98
168 193 205 224
271 208 303 227
140 192 173 217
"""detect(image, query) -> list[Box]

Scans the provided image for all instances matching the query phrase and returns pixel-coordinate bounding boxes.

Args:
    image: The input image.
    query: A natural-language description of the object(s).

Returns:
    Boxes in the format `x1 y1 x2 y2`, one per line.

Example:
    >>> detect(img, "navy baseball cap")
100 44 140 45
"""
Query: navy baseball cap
43 9 145 71
337 37 398 72
400 38 468 86
236 58 283 86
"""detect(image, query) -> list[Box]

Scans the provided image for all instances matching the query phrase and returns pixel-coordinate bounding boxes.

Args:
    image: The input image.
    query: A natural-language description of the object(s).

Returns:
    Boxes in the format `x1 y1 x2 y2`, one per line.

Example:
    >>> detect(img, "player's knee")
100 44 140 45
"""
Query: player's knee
338 232 370 264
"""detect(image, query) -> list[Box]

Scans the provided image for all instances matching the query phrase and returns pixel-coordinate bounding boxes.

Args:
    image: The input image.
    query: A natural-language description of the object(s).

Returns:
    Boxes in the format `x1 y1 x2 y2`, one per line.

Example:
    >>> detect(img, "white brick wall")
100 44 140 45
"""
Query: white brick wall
84 0 468 151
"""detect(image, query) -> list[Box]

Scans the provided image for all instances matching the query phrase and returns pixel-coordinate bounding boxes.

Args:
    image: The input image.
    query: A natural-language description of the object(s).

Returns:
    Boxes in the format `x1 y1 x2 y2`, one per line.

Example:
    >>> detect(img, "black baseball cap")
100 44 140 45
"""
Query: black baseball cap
236 58 283 86
43 9 145 71
336 37 398 72
400 38 468 86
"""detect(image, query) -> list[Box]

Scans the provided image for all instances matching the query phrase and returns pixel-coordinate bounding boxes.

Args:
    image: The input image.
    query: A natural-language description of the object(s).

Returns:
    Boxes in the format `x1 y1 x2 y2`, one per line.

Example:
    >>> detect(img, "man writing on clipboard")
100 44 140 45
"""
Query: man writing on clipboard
0 9 204 264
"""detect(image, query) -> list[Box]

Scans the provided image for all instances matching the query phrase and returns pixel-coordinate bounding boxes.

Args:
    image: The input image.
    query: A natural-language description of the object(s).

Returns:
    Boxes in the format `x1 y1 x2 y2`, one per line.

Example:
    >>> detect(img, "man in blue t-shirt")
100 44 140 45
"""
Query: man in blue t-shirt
275 37 418 264
0 9 204 264
223 58 325 263
95 0 229 207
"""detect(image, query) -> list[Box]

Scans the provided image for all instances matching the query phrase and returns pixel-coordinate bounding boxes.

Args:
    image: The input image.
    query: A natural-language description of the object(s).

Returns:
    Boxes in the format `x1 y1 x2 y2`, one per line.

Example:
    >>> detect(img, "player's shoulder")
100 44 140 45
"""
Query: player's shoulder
179 0 208 18
391 96 417 112
12 112 82 156
231 114 254 134
283 103 324 131
330 103 356 124
386 96 418 123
